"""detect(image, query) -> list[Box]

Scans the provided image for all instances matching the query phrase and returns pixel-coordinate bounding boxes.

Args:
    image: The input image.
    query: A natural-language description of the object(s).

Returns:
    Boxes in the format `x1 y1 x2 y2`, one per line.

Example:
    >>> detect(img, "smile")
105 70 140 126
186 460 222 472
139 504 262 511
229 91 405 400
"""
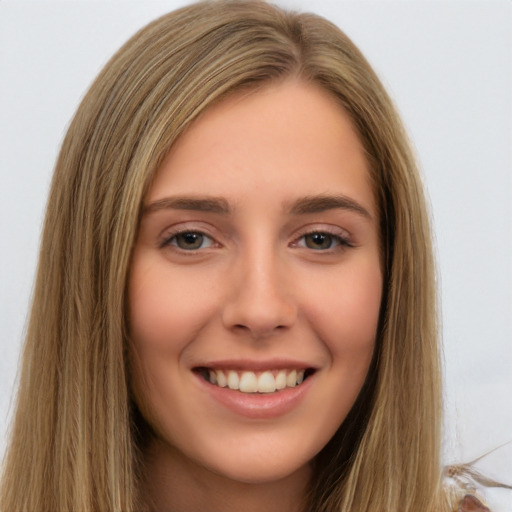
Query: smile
196 368 313 394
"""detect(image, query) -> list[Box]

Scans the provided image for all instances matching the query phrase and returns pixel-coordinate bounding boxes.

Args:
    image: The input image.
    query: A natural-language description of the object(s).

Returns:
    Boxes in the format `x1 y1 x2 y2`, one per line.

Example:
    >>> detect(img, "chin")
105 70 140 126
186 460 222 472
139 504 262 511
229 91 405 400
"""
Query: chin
207 458 312 486
191 440 314 486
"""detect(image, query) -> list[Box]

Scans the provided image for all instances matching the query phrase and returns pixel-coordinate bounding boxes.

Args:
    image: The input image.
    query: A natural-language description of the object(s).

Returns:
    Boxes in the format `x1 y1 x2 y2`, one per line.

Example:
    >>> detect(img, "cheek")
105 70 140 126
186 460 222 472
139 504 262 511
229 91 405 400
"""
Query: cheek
127 256 216 417
305 259 383 360
128 256 218 354
307 261 382 429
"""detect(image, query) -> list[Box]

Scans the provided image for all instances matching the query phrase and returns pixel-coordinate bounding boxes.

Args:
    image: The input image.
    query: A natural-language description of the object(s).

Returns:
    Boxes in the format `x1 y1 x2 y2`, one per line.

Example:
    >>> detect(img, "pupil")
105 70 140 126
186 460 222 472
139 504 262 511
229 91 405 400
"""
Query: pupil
307 233 331 249
178 232 203 249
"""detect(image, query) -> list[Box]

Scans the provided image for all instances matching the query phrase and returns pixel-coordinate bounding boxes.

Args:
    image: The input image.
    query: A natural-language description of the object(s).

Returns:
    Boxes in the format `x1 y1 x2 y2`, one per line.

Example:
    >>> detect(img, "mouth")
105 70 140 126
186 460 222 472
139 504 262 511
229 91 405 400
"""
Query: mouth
194 367 316 394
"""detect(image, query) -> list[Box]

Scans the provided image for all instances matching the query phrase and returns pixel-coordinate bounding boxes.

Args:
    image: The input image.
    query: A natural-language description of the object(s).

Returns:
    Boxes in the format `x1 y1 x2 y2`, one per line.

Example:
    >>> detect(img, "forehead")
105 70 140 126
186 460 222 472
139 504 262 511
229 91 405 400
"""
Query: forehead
148 79 376 219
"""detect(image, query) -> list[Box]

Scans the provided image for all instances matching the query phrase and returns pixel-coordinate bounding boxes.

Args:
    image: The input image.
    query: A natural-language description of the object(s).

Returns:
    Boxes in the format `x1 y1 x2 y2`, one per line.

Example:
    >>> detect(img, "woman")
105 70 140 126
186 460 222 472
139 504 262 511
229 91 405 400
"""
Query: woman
0 1 492 511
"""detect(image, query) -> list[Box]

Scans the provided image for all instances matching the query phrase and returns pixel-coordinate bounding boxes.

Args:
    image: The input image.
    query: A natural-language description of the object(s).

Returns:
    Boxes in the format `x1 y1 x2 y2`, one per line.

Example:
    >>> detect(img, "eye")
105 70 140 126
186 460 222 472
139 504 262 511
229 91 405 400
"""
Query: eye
164 231 215 251
295 231 351 251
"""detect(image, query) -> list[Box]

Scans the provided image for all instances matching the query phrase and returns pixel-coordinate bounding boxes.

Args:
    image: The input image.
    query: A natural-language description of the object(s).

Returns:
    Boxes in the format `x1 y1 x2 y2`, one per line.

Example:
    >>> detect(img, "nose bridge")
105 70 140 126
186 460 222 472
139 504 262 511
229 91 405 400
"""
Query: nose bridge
222 238 297 337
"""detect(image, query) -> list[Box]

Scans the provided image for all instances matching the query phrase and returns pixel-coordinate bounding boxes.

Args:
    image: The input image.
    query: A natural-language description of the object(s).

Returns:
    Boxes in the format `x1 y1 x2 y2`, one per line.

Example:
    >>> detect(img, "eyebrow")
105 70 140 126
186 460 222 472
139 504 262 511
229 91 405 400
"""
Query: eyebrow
143 196 231 215
287 195 373 220
143 193 372 220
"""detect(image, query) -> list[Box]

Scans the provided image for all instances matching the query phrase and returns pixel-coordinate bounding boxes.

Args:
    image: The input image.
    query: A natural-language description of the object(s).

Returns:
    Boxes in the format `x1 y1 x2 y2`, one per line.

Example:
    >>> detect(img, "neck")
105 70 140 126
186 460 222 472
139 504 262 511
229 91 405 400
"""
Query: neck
141 438 311 512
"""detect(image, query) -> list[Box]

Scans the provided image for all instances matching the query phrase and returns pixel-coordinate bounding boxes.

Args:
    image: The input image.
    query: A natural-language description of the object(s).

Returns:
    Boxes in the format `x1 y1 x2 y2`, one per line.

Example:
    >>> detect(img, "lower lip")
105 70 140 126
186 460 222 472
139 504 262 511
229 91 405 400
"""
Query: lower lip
194 373 314 419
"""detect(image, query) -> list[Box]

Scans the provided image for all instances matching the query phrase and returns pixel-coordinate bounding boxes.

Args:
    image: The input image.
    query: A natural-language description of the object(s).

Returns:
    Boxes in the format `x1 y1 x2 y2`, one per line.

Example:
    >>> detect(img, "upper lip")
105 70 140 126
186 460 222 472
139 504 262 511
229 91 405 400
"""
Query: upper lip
191 358 319 372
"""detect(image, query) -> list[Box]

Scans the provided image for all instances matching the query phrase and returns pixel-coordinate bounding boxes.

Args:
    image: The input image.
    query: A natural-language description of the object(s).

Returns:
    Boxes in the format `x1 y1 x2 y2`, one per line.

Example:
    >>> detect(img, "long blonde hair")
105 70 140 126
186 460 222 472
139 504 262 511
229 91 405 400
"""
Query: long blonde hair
1 1 450 510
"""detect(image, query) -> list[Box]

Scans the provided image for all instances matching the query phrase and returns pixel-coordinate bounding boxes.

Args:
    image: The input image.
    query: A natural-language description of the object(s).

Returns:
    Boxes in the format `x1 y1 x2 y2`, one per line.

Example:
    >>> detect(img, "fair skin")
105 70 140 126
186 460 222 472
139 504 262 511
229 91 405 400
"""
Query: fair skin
129 79 383 512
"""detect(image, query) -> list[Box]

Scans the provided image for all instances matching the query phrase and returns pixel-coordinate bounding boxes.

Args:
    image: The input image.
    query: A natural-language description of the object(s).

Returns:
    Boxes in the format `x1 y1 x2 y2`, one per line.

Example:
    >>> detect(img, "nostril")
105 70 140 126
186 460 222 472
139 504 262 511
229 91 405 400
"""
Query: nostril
231 322 289 339
221 280 298 337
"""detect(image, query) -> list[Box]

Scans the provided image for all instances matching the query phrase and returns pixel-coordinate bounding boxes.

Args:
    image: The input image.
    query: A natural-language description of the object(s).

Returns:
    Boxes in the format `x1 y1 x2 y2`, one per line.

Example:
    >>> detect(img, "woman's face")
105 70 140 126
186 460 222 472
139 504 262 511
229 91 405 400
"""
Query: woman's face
129 80 382 484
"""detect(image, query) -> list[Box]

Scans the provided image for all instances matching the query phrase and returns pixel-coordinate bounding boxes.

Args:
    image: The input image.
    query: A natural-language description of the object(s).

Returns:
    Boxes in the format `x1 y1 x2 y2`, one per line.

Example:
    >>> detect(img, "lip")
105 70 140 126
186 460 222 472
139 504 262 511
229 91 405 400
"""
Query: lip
192 359 316 419
190 358 317 372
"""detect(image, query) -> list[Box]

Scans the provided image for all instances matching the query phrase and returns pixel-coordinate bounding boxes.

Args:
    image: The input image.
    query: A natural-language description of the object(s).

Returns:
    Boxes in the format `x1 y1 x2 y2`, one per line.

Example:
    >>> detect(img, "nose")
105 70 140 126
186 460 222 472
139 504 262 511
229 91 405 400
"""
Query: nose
221 249 298 339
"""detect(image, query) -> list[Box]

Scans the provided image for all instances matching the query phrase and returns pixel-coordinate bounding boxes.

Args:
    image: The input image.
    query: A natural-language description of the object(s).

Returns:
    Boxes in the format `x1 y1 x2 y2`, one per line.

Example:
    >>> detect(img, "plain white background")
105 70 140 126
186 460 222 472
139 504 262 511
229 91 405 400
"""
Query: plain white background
1 1 511 509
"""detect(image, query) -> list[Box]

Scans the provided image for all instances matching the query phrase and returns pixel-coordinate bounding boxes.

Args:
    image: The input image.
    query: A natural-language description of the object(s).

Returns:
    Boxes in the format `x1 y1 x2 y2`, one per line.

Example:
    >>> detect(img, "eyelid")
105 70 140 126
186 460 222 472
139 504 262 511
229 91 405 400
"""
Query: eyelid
159 223 222 251
292 224 352 240
290 224 354 249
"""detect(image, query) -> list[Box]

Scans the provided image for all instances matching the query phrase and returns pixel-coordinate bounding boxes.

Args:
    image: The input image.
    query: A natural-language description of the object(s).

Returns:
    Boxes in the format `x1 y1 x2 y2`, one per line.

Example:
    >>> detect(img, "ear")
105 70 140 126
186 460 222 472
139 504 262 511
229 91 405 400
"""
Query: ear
457 494 490 512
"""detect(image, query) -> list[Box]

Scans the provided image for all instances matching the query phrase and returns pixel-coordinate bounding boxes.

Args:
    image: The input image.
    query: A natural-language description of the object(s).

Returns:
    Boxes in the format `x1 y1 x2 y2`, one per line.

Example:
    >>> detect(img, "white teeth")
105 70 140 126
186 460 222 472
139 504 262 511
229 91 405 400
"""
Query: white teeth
275 370 287 390
286 370 297 388
239 372 258 393
206 368 309 393
227 371 239 390
258 371 276 393
216 370 227 387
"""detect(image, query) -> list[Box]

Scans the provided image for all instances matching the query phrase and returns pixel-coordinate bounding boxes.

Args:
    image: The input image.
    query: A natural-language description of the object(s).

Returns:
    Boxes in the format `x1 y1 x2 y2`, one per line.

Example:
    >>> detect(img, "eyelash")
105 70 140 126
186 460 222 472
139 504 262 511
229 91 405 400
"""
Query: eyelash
292 230 353 251
160 229 217 251
161 226 353 254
